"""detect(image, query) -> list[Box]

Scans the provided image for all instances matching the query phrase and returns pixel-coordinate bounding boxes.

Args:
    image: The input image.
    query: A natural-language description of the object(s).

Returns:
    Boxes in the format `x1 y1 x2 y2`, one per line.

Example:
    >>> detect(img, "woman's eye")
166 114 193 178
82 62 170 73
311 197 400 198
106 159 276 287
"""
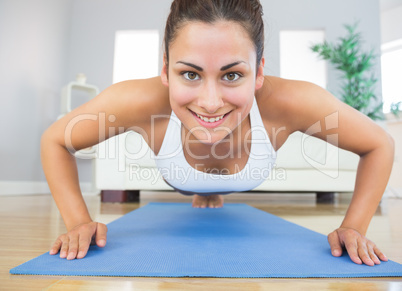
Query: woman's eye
182 72 200 81
223 73 241 82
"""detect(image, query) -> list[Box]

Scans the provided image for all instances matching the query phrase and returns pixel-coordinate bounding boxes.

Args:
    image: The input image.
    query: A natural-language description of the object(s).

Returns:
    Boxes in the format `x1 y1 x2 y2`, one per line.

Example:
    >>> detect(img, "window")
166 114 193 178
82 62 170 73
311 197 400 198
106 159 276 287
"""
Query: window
279 30 327 89
113 30 160 83
381 39 402 113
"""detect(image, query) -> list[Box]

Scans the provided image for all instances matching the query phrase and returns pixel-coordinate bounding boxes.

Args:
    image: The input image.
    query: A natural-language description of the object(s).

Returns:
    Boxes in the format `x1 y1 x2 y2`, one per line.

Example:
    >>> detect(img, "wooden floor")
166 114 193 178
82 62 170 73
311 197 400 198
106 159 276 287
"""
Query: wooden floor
1 191 402 291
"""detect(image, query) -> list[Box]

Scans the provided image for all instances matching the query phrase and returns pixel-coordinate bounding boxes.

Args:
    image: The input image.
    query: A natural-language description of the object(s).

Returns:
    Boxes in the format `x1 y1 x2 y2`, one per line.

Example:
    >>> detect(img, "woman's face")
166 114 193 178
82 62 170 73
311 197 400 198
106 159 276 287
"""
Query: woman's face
161 20 265 145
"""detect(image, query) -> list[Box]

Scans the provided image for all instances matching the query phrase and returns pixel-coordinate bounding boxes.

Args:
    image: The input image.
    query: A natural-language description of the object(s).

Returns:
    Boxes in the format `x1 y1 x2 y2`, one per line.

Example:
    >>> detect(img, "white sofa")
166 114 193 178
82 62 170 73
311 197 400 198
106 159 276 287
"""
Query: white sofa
94 130 359 196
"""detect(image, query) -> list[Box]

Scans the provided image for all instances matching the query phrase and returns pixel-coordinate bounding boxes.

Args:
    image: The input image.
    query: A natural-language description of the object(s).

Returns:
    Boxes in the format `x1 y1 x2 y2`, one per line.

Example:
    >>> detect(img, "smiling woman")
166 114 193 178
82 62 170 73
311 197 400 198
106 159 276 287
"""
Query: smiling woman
41 0 394 266
161 20 263 143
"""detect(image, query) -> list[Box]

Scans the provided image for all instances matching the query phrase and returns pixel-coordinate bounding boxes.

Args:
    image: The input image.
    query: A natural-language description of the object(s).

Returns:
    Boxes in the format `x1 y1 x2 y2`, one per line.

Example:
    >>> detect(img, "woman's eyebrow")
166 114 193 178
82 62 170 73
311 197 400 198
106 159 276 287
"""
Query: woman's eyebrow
176 61 246 72
176 61 203 71
220 61 245 71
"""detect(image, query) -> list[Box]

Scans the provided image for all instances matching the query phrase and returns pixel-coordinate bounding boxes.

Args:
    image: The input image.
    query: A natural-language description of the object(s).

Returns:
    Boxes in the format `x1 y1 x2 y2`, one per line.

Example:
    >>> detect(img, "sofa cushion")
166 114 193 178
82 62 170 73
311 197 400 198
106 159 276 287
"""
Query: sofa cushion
275 131 359 171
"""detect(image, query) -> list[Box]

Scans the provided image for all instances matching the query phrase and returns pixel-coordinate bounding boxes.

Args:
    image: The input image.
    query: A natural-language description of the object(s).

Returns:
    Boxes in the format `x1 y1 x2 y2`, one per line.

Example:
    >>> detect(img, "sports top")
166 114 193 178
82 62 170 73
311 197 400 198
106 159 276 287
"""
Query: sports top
154 97 277 194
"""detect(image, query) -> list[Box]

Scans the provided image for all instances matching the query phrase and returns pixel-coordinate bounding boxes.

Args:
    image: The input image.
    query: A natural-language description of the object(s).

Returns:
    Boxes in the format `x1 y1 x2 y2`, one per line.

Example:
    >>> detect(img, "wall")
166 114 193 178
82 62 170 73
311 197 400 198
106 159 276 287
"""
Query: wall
67 0 172 91
68 0 382 95
0 0 72 191
381 4 402 43
261 0 382 98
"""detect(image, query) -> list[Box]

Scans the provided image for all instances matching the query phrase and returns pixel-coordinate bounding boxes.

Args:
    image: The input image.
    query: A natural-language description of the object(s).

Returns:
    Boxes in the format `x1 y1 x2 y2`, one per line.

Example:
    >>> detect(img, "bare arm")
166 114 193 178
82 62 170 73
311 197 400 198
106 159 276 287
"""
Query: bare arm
41 77 168 259
40 135 92 230
281 79 394 265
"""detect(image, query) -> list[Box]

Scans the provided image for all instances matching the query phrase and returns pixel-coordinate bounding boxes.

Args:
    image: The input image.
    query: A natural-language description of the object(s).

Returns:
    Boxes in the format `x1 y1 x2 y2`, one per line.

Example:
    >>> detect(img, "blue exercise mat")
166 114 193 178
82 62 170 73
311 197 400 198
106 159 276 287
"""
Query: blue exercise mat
10 202 402 278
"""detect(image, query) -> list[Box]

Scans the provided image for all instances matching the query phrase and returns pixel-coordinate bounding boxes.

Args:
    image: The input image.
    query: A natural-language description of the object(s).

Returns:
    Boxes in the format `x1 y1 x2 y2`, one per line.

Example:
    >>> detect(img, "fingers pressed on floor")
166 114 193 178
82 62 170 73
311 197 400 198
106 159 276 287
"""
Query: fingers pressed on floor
357 242 374 266
60 237 70 258
50 239 62 255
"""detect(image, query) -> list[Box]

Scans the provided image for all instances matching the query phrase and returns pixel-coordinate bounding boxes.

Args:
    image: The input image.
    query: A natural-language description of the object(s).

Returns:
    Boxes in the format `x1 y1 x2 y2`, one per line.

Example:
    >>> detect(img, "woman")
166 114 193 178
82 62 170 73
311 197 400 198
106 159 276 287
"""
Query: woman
41 0 394 266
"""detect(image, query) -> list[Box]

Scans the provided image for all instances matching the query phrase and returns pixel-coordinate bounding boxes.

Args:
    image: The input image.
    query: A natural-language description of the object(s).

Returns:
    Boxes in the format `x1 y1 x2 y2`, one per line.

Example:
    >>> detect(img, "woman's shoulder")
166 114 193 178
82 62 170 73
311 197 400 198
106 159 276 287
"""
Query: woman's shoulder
112 77 171 113
105 77 171 127
257 76 315 121
256 76 330 145
258 75 319 106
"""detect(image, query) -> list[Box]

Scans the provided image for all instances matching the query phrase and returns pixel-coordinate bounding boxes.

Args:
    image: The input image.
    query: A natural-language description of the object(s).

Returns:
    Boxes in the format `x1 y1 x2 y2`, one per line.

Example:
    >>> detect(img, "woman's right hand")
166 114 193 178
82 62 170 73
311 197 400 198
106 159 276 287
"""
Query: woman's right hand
49 221 108 260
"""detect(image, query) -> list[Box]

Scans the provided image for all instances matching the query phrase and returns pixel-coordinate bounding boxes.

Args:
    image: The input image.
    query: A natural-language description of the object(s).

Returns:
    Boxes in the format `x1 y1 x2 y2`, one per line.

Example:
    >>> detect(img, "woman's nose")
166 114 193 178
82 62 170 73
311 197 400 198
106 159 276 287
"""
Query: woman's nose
196 83 224 114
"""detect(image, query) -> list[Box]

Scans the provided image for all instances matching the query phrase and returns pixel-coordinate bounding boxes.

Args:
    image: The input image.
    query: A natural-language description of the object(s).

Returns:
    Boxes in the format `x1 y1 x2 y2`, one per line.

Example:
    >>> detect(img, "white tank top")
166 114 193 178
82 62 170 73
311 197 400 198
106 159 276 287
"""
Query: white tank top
154 97 277 193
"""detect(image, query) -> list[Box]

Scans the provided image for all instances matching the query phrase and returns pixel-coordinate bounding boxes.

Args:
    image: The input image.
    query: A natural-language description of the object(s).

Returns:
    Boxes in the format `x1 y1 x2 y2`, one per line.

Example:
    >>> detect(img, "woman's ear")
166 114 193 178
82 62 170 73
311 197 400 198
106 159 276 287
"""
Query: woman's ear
161 54 169 87
255 57 265 91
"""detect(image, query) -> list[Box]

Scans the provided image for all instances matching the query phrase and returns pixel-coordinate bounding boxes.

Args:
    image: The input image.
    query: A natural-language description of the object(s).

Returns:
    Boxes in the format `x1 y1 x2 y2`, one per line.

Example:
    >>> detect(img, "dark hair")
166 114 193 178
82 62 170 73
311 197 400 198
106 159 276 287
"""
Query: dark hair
164 0 264 71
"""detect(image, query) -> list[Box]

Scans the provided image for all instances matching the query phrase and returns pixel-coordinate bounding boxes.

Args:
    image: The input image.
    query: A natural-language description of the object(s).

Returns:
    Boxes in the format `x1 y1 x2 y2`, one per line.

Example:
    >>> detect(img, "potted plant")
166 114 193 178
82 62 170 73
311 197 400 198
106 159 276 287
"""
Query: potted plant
311 23 384 120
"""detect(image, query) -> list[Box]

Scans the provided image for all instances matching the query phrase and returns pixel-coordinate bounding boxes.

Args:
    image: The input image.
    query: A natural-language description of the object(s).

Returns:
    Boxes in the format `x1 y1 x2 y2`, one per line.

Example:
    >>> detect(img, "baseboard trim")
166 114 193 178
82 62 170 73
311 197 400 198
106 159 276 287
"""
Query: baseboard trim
0 181 100 196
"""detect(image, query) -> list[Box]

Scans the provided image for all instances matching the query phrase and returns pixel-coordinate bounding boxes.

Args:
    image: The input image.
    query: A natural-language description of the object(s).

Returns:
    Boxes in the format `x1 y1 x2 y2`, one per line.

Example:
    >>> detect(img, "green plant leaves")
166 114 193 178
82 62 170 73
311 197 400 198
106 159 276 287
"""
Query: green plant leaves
311 22 384 120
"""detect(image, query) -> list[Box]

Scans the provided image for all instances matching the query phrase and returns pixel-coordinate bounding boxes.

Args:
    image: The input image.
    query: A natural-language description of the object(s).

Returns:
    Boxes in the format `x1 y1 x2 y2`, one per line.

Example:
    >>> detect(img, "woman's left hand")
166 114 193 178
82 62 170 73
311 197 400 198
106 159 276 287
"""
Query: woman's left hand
327 227 388 266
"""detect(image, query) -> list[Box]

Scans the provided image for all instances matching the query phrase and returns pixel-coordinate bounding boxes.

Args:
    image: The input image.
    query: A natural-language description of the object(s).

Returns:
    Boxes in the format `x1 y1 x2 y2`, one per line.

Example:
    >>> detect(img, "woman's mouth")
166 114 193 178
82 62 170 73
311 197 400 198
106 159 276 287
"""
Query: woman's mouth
189 109 232 128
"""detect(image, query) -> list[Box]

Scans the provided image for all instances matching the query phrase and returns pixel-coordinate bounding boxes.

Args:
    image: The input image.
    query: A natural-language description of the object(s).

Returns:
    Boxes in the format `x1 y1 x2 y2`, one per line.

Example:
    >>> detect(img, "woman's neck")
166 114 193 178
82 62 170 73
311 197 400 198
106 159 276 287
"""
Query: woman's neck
181 113 251 161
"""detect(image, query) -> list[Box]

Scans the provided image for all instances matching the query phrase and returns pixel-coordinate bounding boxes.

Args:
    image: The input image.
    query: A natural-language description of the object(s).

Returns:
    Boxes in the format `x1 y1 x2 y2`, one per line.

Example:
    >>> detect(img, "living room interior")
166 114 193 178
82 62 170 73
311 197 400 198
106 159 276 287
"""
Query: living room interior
1 0 402 289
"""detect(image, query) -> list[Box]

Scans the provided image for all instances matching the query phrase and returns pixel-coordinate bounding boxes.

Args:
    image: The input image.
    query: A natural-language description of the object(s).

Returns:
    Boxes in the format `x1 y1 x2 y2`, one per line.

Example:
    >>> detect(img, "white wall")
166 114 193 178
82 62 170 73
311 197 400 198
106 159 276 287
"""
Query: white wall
381 4 402 43
67 0 172 91
261 0 382 99
67 0 382 96
0 0 72 185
